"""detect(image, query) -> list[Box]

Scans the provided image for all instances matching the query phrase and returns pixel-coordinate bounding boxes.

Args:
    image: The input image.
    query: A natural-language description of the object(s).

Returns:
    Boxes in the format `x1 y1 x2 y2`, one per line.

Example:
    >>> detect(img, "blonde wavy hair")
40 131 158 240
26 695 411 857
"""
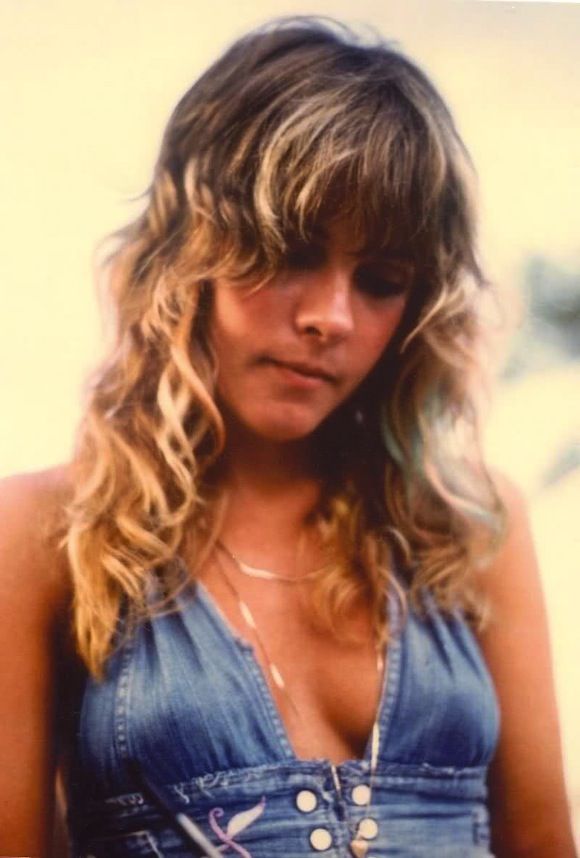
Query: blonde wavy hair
66 18 505 678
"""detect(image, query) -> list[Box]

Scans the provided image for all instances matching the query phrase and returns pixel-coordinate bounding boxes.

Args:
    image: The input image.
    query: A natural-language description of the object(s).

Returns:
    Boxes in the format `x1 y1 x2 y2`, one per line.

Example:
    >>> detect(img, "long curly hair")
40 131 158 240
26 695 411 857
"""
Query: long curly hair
66 17 505 678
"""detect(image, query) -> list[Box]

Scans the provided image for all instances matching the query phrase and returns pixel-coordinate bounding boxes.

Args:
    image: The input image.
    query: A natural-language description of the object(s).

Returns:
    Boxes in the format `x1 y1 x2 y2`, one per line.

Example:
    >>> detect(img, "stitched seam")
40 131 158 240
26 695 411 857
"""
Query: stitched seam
114 631 136 764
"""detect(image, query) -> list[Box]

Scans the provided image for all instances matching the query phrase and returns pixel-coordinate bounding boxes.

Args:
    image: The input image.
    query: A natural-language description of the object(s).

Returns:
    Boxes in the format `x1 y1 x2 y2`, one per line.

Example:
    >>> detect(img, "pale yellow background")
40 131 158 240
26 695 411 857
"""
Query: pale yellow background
1 0 579 844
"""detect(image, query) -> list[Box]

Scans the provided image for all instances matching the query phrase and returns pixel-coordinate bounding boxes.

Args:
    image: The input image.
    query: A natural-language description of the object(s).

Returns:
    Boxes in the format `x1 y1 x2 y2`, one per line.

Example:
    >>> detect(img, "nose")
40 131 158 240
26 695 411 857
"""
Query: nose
295 267 354 343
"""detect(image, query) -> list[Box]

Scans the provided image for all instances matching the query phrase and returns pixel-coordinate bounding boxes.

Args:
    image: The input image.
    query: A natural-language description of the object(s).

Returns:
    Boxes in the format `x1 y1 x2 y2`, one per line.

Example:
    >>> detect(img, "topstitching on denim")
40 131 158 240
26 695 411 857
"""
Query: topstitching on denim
69 577 500 857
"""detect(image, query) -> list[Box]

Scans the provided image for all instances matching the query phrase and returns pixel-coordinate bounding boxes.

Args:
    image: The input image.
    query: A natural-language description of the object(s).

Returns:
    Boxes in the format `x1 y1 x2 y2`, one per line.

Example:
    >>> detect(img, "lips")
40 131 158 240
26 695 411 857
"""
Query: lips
265 357 337 383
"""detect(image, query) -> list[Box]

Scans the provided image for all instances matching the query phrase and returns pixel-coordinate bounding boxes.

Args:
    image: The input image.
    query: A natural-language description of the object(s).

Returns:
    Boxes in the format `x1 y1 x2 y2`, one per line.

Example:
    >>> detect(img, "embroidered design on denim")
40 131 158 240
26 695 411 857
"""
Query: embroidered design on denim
208 797 266 856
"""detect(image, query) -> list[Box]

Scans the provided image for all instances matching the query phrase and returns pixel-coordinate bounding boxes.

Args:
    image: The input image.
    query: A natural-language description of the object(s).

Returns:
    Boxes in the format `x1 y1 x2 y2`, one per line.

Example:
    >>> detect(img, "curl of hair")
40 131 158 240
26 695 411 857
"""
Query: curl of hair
66 17 505 678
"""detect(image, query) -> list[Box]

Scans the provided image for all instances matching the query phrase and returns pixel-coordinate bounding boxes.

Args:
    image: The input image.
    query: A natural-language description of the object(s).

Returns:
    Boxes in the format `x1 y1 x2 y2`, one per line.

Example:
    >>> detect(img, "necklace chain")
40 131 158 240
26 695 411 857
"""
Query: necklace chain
214 548 301 718
216 539 321 584
213 545 384 857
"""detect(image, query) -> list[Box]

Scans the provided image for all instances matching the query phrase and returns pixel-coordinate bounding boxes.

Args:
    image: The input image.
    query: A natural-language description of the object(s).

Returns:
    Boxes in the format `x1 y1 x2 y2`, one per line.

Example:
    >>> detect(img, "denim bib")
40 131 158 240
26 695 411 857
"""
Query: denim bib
68 579 500 857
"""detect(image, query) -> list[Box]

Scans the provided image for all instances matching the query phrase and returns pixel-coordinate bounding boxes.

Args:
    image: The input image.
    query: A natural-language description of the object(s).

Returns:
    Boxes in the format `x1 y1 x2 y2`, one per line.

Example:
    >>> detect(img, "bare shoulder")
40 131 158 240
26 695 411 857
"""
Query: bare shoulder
0 462 72 516
0 464 73 621
0 467 79 855
475 467 554 709
474 468 546 711
475 471 577 855
475 469 534 615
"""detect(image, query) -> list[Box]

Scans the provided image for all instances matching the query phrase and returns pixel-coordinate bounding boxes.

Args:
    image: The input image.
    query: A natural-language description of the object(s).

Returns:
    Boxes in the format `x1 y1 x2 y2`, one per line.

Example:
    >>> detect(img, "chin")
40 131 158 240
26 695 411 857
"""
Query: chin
253 419 321 443
241 404 327 443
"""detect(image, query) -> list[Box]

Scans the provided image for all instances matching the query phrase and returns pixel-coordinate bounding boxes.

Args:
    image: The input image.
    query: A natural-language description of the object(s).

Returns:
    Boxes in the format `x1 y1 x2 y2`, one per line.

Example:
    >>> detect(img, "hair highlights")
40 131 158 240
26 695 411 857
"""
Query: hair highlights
66 18 504 677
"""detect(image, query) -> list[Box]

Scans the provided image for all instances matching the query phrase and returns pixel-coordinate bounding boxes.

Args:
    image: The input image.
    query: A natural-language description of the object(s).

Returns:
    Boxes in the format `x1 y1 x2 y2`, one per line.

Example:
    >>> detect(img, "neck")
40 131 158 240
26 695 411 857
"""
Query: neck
211 421 324 562
218 415 322 496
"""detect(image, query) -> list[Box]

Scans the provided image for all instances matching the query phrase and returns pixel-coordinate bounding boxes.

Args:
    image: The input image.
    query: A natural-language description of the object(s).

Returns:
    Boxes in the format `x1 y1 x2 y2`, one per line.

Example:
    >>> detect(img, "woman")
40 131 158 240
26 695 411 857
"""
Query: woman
0 17 576 858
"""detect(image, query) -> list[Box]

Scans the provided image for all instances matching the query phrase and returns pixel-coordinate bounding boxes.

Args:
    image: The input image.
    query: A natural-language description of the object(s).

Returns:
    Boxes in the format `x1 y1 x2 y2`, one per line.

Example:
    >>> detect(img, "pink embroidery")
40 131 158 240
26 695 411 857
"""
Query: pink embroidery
208 797 266 857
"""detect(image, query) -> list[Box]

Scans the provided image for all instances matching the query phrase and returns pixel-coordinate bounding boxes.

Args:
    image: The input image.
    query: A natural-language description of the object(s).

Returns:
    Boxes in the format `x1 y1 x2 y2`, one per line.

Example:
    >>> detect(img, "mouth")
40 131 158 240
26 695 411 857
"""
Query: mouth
264 357 337 383
260 355 339 391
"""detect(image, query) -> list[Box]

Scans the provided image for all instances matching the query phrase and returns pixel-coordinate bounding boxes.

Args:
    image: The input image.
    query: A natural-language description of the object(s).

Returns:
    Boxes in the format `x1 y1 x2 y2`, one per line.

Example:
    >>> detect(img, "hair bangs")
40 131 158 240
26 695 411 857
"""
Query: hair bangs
197 62 461 281
68 18 503 676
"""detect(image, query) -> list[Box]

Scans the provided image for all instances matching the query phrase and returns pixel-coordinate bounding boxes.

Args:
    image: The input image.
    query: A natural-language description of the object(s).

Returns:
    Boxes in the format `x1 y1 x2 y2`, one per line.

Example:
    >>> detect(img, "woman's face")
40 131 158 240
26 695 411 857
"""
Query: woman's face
209 221 413 444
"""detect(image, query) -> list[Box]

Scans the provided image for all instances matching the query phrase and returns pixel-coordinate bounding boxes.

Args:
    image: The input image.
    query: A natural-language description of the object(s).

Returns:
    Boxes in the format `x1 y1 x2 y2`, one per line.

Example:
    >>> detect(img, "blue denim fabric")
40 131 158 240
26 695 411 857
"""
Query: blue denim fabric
68 581 500 857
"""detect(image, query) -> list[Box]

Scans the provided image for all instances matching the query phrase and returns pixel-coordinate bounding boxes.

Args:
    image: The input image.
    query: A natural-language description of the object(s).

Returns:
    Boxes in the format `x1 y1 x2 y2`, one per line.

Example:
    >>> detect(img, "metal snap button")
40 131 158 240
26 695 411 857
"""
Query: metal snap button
357 817 379 840
296 788 318 813
310 826 333 850
351 783 371 805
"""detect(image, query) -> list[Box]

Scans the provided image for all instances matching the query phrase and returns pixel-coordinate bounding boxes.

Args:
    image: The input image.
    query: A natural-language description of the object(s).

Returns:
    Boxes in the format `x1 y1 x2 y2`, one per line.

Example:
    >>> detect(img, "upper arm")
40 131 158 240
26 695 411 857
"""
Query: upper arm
0 469 72 858
476 475 577 857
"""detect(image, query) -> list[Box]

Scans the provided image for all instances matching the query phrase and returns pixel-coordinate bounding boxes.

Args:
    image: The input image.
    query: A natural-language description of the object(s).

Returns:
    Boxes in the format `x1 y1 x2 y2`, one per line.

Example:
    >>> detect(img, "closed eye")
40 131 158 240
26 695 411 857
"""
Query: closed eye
354 263 413 299
279 242 414 298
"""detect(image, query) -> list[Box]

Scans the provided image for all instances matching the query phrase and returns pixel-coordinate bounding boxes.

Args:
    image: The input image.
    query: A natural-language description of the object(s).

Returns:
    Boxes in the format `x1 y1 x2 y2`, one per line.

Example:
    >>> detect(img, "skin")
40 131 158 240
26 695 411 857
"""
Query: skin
196 221 412 764
0 223 576 855
210 220 412 447
477 478 578 856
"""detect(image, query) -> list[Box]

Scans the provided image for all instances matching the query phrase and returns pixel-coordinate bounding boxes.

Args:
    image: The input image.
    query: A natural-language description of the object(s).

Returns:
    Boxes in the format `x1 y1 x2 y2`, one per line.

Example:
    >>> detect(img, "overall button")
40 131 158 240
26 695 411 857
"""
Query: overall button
357 817 379 840
310 827 333 851
351 784 371 805
296 789 318 813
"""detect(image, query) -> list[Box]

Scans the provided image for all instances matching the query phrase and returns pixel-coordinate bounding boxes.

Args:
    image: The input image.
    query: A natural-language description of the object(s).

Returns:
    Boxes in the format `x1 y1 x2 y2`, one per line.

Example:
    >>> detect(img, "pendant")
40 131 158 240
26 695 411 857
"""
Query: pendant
350 839 369 858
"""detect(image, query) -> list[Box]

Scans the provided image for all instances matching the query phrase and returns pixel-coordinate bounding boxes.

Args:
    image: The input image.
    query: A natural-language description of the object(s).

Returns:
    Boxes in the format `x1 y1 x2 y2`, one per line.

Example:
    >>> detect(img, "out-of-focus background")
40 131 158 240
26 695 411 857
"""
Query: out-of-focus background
1 0 578 846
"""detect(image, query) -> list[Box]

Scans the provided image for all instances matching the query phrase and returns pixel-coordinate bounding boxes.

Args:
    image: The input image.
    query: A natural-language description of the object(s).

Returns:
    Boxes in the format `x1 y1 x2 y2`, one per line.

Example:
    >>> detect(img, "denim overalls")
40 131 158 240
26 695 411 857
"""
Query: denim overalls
67 578 500 857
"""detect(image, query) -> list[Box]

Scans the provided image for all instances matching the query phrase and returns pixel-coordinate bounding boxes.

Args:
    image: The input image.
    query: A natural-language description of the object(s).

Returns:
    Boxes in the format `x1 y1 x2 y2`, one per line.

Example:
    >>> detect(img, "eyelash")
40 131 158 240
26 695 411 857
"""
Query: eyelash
282 246 410 299
354 268 409 299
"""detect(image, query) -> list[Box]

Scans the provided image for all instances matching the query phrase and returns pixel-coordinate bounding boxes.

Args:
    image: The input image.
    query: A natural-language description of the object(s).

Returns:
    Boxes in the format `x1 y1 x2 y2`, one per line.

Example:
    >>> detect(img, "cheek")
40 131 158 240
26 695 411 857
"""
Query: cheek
209 293 254 365
210 286 286 355
359 301 407 366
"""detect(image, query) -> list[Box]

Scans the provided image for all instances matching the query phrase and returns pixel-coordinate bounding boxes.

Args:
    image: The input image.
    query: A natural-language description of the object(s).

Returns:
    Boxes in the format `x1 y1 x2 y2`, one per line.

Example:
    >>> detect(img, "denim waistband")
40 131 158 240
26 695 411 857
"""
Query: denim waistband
76 759 488 834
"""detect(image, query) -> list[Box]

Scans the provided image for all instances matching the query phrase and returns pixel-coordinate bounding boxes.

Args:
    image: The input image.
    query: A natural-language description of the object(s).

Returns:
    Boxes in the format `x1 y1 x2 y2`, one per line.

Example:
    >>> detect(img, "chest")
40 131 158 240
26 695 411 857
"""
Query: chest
198 567 386 764
72 582 500 858
75 575 501 809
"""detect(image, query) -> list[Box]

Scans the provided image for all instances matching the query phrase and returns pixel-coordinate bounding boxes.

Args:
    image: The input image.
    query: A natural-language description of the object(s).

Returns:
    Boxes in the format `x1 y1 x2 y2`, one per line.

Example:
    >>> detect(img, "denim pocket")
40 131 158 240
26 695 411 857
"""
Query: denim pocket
83 829 164 857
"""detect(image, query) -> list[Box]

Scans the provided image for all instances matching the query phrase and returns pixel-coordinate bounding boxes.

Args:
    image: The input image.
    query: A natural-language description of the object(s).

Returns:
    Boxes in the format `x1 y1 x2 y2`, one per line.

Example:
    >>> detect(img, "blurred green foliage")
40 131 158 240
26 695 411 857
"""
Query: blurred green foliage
504 256 580 379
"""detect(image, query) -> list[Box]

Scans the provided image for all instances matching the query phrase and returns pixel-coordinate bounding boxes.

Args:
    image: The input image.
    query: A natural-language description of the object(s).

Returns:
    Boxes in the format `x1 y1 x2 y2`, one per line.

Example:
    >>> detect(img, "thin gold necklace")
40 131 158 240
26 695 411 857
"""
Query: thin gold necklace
216 539 321 584
213 547 384 858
